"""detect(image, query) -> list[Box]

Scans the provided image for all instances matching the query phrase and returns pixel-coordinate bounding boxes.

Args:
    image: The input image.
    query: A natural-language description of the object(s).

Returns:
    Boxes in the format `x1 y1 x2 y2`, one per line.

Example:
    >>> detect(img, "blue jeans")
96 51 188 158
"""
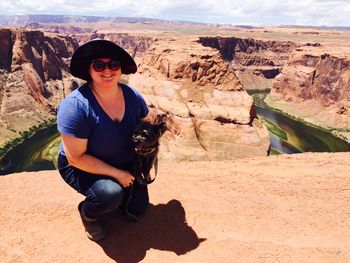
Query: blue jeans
58 153 149 219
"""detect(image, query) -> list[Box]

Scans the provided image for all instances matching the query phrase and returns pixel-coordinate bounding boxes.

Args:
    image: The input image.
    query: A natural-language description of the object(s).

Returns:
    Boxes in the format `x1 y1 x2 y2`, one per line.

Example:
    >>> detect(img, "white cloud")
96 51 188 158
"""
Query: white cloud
0 0 349 26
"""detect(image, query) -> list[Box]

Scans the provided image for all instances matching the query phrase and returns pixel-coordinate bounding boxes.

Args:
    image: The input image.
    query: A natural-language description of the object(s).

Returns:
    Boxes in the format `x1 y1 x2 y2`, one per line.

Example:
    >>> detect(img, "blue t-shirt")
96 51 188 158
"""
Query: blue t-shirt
57 83 149 167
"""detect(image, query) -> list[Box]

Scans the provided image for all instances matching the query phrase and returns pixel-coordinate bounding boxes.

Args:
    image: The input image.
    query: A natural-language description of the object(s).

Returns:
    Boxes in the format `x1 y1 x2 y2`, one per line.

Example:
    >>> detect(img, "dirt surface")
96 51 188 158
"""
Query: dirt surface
1 152 350 262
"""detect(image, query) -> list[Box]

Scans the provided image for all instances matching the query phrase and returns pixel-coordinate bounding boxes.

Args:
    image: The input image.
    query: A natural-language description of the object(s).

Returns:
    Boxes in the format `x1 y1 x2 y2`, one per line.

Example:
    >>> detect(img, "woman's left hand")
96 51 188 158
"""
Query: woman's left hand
113 169 135 188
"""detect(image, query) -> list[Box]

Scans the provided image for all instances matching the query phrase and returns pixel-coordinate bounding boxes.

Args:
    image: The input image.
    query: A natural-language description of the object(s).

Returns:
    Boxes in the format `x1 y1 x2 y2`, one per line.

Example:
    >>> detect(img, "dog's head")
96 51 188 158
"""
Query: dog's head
132 121 167 154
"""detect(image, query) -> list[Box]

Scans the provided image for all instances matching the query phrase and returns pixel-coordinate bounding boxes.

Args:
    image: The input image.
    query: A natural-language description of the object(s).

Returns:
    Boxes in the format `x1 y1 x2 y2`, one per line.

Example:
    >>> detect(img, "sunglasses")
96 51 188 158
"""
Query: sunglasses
91 60 121 72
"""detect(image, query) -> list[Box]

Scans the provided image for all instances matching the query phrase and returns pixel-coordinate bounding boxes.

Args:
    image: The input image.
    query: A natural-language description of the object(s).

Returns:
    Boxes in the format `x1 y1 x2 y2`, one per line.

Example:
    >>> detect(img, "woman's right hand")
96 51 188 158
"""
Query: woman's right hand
116 170 135 188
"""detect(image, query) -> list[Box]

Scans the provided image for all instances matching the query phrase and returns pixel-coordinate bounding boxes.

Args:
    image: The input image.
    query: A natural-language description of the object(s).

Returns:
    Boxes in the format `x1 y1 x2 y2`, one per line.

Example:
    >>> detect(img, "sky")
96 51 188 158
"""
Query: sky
0 0 349 27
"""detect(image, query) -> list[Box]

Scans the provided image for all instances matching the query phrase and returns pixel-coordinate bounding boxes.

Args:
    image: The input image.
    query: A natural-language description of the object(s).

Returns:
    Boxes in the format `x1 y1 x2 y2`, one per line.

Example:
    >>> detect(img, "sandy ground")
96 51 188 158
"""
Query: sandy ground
1 152 350 263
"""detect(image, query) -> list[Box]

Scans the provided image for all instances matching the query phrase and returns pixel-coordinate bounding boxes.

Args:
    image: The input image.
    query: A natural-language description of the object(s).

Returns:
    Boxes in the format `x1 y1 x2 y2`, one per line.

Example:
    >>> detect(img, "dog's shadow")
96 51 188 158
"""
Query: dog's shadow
98 199 206 263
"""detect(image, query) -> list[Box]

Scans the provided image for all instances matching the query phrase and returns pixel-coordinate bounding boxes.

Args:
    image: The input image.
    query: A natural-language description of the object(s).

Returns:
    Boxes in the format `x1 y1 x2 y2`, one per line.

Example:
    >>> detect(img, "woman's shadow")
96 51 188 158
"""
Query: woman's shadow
98 199 206 263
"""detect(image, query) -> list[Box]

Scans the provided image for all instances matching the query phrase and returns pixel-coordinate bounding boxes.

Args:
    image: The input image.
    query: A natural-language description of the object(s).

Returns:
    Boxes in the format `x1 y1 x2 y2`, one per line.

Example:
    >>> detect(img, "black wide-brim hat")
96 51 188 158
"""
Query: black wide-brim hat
70 39 137 81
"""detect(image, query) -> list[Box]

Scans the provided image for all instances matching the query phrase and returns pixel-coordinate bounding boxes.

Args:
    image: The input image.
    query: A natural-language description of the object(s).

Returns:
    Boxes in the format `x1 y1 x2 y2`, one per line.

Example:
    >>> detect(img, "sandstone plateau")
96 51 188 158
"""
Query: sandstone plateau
1 152 350 262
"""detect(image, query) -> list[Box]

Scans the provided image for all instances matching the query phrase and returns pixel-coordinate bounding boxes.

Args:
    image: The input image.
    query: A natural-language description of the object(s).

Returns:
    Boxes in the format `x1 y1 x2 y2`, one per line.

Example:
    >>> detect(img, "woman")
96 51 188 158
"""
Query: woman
57 39 149 241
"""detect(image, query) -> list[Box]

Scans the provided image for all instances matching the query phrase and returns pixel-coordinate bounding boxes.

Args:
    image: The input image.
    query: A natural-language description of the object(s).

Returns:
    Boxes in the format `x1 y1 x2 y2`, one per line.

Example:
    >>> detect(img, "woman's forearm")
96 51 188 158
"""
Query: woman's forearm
66 153 133 186
60 134 134 187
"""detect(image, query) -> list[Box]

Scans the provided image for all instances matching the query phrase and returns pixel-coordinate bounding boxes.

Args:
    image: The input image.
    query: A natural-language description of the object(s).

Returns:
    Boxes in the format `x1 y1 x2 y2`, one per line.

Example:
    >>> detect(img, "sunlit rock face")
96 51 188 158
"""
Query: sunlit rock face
129 37 270 161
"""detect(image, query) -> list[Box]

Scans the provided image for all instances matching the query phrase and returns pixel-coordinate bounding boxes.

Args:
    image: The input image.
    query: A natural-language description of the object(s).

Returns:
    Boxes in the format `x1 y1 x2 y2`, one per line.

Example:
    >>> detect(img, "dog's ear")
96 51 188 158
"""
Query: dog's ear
155 113 167 124
158 122 167 136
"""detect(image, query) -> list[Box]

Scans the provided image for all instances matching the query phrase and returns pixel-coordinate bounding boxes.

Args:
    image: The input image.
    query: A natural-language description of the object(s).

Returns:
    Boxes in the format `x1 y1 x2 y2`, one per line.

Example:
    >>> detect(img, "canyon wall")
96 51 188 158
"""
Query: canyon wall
266 45 350 140
198 36 298 90
0 29 79 144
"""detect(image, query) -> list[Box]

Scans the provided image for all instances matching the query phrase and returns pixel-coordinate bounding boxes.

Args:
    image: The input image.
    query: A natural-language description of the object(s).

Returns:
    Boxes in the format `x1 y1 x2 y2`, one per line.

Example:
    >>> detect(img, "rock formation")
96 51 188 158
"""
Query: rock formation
129 36 270 161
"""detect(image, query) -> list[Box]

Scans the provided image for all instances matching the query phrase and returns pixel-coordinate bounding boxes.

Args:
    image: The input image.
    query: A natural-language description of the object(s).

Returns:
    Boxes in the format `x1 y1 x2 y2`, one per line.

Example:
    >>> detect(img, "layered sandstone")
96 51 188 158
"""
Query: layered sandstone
266 45 350 140
129 37 270 161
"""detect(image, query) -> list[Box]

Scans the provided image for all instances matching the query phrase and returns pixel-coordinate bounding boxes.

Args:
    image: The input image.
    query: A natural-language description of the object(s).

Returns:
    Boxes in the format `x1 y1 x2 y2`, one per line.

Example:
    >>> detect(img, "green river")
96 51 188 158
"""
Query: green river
0 124 60 175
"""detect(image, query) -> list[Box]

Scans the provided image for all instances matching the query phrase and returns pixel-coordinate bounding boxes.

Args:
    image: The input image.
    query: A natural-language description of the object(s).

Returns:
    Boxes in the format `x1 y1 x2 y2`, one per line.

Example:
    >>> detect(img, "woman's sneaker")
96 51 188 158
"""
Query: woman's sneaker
78 202 107 241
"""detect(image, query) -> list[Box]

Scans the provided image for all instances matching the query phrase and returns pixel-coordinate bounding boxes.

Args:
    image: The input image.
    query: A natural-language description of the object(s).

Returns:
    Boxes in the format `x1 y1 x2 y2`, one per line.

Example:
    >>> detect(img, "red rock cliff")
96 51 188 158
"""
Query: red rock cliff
0 29 79 143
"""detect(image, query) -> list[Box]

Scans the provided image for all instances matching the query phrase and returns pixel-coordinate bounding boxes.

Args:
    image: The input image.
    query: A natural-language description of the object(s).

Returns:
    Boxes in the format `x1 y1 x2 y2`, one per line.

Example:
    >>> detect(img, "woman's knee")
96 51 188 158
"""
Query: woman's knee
90 179 124 210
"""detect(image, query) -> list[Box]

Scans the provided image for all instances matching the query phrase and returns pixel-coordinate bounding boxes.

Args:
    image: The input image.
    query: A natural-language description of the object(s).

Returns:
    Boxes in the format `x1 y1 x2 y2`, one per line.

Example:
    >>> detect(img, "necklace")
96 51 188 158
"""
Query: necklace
91 85 120 121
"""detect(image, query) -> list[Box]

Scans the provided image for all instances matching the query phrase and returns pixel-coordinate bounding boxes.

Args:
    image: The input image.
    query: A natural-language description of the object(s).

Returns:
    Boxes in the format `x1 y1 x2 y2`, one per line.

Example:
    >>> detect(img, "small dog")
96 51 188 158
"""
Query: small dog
132 120 167 184
125 120 167 222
